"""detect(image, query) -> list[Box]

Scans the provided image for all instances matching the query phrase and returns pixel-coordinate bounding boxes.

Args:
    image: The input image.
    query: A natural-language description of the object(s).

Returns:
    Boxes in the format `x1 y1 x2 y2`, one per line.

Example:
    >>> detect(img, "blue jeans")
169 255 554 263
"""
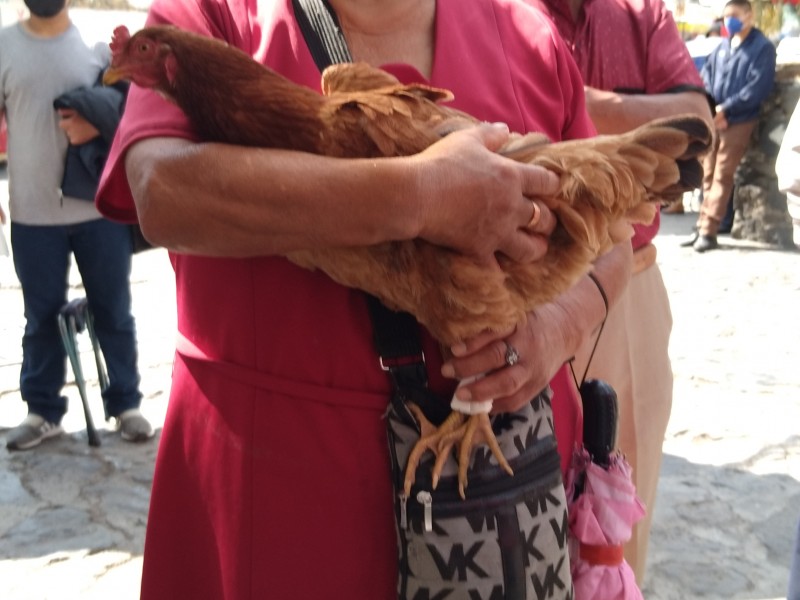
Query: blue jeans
790 517 800 600
11 219 142 424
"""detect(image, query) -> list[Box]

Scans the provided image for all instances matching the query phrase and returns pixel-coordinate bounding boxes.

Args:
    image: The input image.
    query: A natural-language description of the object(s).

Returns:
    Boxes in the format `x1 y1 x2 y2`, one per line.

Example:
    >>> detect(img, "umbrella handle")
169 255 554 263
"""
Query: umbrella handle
580 379 618 468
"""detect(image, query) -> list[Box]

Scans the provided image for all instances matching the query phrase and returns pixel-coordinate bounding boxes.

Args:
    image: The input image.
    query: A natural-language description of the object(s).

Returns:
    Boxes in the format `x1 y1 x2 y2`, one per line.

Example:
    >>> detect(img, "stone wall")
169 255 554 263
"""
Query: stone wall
731 61 800 248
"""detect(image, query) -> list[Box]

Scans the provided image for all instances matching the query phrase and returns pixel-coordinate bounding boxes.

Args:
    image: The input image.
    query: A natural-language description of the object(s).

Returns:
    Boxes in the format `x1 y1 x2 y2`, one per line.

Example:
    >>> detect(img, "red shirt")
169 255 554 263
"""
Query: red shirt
528 0 705 248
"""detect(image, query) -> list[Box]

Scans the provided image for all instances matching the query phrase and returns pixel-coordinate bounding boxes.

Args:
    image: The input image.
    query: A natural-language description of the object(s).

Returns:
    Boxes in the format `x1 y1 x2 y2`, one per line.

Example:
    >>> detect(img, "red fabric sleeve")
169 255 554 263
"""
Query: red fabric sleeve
644 1 704 94
96 0 256 223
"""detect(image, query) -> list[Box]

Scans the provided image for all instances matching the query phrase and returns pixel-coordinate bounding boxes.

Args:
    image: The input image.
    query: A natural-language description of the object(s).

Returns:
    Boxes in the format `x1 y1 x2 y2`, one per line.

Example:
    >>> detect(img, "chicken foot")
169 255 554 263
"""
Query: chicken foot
404 402 514 500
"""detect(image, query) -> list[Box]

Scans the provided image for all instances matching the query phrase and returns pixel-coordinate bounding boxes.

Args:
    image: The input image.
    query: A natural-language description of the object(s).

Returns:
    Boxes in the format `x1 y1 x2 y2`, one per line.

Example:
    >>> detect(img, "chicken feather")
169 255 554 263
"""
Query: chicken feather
104 24 711 346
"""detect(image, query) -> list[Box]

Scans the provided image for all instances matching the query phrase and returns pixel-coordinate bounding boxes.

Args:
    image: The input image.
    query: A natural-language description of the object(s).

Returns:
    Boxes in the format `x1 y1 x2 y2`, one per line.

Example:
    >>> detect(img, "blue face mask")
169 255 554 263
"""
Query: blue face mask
724 16 744 36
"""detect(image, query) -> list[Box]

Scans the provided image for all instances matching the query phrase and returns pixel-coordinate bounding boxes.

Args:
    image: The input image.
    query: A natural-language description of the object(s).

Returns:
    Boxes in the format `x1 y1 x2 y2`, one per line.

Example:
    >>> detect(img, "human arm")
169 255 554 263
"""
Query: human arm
580 0 712 135
124 123 559 263
440 240 634 413
582 88 712 134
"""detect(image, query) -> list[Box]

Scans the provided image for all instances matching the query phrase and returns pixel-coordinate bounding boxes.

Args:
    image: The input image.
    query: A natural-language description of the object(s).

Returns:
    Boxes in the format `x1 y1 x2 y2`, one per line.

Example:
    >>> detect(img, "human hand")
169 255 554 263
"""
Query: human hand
713 106 728 131
439 302 574 414
413 122 559 265
439 242 632 413
57 108 100 145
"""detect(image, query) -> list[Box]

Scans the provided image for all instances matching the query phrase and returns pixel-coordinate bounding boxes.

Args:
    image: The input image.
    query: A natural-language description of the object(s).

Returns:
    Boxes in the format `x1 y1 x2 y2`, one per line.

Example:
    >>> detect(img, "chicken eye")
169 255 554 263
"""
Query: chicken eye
138 43 149 53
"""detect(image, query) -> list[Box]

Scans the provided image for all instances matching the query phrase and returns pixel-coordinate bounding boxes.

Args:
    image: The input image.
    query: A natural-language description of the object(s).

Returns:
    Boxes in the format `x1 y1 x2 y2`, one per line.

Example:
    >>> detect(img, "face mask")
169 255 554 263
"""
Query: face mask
724 16 744 36
24 0 66 18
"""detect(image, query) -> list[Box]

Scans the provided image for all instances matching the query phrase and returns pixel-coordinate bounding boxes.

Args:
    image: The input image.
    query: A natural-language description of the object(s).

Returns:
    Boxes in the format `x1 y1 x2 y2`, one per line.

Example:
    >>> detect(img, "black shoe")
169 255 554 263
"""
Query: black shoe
693 234 718 253
680 231 699 247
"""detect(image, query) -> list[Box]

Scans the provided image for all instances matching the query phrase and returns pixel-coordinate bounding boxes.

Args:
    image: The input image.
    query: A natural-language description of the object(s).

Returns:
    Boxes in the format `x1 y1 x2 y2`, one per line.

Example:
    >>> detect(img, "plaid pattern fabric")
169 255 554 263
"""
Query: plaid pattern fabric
387 389 574 600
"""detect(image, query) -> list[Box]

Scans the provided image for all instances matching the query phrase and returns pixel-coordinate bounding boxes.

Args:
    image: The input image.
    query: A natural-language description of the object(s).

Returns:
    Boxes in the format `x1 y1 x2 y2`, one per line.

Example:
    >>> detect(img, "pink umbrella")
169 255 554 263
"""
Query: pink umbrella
566 380 646 600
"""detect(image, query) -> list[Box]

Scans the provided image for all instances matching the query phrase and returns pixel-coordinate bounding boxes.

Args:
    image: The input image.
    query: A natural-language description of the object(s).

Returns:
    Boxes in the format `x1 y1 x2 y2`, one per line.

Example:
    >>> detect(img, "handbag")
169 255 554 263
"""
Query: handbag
367 296 573 599
291 4 572 597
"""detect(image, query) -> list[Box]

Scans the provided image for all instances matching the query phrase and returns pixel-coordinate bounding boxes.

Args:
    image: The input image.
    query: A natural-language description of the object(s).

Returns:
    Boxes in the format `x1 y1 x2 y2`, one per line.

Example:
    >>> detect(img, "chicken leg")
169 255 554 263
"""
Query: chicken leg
404 402 513 500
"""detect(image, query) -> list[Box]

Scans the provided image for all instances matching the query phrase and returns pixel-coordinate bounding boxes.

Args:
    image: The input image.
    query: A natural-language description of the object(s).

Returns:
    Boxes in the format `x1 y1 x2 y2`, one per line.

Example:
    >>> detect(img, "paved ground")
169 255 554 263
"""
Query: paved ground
1 159 799 598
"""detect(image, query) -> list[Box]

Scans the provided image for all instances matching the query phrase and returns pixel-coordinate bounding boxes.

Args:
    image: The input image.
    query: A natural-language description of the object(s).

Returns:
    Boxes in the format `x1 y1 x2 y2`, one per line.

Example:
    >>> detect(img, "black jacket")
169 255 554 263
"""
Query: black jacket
53 74 128 201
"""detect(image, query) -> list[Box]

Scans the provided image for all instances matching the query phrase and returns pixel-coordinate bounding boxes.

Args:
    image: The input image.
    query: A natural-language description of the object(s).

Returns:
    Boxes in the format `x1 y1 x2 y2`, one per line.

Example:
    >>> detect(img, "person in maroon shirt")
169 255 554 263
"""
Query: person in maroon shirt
528 0 713 582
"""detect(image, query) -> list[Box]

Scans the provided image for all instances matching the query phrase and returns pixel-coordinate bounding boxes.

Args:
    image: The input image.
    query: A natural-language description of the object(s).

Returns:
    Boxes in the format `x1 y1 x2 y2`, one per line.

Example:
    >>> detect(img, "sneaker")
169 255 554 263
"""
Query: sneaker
6 414 64 451
117 409 154 442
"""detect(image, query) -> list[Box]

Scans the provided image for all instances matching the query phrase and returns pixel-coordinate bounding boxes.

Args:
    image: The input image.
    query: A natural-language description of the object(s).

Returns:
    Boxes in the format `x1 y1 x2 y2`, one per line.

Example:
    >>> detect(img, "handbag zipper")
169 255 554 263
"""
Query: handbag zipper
399 492 408 530
416 490 433 532
405 445 562 523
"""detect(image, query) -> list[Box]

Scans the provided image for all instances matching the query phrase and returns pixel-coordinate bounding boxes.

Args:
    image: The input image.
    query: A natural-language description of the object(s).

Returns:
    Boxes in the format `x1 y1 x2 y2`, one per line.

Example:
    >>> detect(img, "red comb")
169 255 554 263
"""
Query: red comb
110 25 131 56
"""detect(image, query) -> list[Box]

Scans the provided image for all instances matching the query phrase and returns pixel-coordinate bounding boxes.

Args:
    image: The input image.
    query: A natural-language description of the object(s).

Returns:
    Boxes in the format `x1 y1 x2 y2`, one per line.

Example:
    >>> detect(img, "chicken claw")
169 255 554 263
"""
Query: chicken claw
404 406 515 500
403 405 466 497
438 413 514 499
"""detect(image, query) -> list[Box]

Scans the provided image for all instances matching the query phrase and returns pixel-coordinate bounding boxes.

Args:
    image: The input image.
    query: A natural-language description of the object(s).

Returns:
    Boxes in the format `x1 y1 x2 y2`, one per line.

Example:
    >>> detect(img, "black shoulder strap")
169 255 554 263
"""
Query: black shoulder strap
292 0 428 390
292 0 353 71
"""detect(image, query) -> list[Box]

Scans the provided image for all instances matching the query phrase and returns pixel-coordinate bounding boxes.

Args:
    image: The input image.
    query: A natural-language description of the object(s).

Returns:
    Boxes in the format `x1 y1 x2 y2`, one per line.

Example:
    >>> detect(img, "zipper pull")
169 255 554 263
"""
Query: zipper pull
399 493 408 530
416 491 433 532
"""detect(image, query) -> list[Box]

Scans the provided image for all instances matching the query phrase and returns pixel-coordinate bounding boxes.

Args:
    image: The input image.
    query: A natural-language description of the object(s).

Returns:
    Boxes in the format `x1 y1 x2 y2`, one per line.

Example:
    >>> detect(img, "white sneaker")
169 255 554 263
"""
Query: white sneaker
6 413 64 451
116 408 154 442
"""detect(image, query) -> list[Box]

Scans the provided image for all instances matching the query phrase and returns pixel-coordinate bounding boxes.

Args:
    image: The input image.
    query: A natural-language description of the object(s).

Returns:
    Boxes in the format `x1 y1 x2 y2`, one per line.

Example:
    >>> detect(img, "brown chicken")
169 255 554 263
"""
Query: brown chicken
105 25 711 497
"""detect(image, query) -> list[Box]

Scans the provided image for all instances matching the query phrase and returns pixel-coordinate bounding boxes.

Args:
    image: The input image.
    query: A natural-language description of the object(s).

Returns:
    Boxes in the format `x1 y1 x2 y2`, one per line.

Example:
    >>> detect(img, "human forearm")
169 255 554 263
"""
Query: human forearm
126 124 559 261
583 89 712 134
127 138 424 256
547 241 633 361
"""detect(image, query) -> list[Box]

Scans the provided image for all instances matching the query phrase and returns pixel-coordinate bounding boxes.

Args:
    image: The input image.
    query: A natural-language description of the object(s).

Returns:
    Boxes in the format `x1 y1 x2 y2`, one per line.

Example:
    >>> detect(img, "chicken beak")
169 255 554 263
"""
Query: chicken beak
102 66 127 86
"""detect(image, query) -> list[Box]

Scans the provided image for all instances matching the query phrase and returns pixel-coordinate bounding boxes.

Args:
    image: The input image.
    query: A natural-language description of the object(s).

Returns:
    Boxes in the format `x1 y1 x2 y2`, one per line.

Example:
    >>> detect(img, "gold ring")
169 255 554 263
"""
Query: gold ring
526 202 541 229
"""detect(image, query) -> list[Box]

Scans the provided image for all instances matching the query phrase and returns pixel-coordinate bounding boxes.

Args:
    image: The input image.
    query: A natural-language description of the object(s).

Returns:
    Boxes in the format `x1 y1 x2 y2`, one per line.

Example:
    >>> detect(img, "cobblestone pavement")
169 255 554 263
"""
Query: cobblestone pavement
1 161 799 598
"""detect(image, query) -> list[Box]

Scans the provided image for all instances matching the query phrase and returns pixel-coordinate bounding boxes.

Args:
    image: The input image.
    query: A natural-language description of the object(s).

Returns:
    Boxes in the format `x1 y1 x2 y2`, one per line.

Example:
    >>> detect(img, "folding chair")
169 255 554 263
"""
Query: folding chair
57 297 107 447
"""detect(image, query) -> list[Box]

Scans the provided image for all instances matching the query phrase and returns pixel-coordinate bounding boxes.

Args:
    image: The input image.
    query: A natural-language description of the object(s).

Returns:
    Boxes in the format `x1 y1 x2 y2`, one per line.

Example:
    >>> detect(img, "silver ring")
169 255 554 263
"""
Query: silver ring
504 342 520 367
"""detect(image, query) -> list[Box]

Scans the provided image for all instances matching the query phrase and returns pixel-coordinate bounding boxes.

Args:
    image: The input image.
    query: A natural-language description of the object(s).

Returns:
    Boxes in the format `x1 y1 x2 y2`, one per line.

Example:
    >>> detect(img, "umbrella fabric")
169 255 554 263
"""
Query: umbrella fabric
567 449 646 600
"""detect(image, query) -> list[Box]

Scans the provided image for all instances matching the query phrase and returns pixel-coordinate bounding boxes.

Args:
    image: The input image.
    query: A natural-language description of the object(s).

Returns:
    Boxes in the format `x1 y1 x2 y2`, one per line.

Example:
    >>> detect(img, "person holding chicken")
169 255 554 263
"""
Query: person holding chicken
527 0 714 582
96 0 642 597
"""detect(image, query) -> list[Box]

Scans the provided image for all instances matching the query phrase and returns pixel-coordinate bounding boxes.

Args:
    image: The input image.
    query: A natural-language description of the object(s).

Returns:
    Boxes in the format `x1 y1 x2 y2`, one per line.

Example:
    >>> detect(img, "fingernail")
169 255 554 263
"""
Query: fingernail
450 342 467 357
441 363 455 378
455 388 471 401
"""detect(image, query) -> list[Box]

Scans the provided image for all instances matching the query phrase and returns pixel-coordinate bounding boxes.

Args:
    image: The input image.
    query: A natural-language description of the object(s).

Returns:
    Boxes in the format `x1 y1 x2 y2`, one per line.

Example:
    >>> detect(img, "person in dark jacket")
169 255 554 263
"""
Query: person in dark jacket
685 0 776 252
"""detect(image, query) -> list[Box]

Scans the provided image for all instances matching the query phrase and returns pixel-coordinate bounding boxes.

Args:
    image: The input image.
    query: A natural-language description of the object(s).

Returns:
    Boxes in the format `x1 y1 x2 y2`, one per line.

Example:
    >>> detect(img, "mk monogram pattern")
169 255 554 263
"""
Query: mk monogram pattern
388 390 574 600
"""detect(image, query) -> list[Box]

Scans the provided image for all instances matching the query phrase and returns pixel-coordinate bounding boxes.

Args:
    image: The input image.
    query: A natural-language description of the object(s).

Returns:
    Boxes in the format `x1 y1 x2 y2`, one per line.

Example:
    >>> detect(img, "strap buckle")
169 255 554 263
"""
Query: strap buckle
379 351 426 372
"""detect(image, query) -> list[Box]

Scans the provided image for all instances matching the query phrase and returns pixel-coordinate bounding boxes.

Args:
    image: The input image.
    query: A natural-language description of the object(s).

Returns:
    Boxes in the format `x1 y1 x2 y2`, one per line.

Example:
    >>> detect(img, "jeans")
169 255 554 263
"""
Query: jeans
11 219 142 424
790 517 800 600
